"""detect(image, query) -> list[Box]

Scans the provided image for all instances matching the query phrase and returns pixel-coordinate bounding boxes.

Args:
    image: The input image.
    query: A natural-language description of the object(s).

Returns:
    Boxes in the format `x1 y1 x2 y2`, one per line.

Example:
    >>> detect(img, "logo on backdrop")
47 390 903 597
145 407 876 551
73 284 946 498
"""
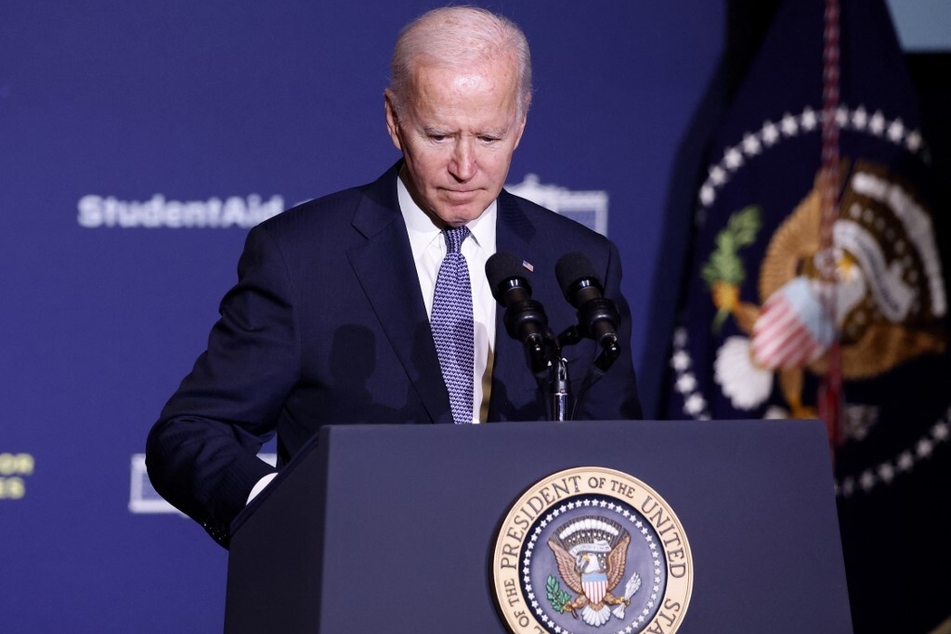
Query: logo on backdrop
0 452 34 500
77 194 285 228
507 174 609 237
76 176 609 233
492 467 692 634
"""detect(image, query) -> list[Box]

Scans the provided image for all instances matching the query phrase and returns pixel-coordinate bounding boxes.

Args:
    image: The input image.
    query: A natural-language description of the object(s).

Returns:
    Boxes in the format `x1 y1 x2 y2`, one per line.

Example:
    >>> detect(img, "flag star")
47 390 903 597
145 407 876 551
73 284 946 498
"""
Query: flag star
851 106 868 129
684 393 707 416
916 437 934 458
670 349 691 371
801 106 818 130
877 462 896 483
933 420 949 441
583 499 592 506
699 184 716 206
859 470 877 491
724 147 744 170
709 164 727 186
905 130 922 152
780 112 799 136
887 118 905 142
531 600 539 609
835 106 849 127
840 477 854 496
761 121 779 145
869 110 886 135
741 132 762 156
673 327 688 347
676 372 697 393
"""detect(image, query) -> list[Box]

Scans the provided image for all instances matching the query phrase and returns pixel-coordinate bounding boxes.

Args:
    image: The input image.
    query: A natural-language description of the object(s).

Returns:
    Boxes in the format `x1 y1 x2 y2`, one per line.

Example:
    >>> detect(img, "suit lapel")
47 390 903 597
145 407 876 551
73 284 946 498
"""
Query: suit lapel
346 165 452 424
489 191 544 420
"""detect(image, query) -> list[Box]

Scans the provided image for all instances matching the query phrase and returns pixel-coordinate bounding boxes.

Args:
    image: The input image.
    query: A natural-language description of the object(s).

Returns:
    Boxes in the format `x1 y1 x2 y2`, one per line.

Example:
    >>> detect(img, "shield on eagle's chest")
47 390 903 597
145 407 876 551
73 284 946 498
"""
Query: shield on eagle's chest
582 571 608 605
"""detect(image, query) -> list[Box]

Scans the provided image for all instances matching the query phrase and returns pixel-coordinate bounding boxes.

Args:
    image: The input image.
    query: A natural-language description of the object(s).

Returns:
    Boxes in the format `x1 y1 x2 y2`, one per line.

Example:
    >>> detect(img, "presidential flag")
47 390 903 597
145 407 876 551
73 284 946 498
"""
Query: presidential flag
662 1 950 632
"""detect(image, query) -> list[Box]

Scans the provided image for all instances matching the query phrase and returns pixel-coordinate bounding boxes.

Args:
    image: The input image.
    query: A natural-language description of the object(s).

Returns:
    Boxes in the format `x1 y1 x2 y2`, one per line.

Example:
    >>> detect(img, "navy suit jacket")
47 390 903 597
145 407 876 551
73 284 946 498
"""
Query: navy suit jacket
146 162 641 546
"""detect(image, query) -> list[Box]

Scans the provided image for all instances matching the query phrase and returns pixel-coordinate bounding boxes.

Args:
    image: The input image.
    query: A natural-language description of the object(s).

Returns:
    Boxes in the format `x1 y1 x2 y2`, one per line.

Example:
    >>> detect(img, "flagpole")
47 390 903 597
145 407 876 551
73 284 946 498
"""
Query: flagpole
818 0 843 450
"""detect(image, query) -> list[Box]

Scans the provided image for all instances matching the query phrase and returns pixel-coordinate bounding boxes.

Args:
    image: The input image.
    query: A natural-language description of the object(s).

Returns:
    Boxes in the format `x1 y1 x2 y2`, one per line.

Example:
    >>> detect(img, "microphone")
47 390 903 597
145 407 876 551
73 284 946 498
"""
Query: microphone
555 252 621 364
485 251 553 375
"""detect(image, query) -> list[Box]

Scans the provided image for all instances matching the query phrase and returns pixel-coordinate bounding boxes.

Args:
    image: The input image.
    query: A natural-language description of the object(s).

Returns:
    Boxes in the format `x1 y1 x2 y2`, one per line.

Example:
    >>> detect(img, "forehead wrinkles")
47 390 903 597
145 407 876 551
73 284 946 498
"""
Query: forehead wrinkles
408 62 520 129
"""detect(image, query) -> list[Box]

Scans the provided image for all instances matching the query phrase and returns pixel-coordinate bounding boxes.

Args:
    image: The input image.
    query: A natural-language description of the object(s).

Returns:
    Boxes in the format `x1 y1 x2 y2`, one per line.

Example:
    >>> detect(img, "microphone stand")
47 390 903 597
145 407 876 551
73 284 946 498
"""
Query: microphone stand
512 324 571 422
522 329 566 422
549 355 570 422
546 325 620 421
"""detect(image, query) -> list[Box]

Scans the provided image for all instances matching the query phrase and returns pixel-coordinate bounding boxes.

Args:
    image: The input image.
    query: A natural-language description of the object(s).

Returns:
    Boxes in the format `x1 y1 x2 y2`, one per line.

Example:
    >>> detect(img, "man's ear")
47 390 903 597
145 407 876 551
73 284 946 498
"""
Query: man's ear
384 89 403 152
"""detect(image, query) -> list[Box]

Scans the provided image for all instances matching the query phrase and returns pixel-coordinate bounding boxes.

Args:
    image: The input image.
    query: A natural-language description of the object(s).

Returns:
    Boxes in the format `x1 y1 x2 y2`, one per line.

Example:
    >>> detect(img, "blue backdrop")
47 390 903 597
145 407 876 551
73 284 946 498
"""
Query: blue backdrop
0 2 723 631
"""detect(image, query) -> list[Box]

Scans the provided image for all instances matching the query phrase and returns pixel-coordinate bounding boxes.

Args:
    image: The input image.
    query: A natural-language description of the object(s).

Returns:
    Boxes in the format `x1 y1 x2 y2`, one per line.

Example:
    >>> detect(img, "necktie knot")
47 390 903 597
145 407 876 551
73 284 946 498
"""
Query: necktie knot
444 225 470 253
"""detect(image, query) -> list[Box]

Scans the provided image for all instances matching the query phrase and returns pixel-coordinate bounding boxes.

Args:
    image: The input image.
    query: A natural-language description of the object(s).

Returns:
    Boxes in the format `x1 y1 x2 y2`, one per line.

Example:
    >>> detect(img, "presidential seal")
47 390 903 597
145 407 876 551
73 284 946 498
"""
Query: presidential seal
492 467 693 634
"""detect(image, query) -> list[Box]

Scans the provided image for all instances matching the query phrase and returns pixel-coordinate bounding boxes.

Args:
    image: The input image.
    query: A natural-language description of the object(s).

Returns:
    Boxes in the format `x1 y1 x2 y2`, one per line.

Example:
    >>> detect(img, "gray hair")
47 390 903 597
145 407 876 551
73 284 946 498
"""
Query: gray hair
388 6 533 120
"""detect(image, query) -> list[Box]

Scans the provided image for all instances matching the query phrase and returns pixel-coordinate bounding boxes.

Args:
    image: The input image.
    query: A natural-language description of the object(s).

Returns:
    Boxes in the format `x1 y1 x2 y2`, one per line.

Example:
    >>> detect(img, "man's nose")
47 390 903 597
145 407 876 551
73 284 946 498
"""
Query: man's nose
449 138 476 181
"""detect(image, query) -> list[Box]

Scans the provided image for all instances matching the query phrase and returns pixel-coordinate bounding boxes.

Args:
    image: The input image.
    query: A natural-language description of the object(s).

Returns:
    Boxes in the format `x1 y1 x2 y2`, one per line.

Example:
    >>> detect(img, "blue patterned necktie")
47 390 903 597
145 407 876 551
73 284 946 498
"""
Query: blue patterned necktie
431 225 474 424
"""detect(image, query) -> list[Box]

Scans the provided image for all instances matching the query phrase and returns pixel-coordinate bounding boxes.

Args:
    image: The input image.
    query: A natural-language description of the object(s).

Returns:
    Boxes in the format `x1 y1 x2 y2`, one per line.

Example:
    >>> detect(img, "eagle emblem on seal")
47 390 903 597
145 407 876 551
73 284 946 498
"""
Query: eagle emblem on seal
547 516 642 627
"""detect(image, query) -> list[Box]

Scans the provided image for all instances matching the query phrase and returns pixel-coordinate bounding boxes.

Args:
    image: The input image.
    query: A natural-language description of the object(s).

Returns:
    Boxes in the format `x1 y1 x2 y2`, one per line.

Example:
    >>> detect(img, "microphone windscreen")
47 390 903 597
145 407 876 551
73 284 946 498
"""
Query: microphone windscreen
555 252 600 299
485 251 527 293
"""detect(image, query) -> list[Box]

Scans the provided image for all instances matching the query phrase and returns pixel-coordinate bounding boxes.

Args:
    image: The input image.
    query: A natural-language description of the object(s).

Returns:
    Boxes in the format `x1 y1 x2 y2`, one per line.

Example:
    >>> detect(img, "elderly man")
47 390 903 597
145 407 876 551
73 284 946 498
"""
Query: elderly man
146 6 642 548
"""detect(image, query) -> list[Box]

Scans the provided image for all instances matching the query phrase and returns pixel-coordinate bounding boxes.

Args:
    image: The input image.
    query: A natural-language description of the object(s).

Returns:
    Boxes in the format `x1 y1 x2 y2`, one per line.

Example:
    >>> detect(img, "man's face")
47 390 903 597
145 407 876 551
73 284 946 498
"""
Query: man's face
385 56 527 228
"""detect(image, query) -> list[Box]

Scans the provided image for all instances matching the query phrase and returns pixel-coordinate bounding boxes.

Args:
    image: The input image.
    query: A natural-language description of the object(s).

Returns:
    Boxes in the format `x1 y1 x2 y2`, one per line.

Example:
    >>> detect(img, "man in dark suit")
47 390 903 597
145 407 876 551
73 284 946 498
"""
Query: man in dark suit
146 6 642 548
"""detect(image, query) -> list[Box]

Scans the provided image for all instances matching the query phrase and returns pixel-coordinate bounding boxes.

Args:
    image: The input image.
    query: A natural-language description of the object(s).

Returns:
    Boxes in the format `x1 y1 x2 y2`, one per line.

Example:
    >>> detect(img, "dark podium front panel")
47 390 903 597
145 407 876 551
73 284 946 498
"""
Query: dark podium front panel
225 420 852 633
